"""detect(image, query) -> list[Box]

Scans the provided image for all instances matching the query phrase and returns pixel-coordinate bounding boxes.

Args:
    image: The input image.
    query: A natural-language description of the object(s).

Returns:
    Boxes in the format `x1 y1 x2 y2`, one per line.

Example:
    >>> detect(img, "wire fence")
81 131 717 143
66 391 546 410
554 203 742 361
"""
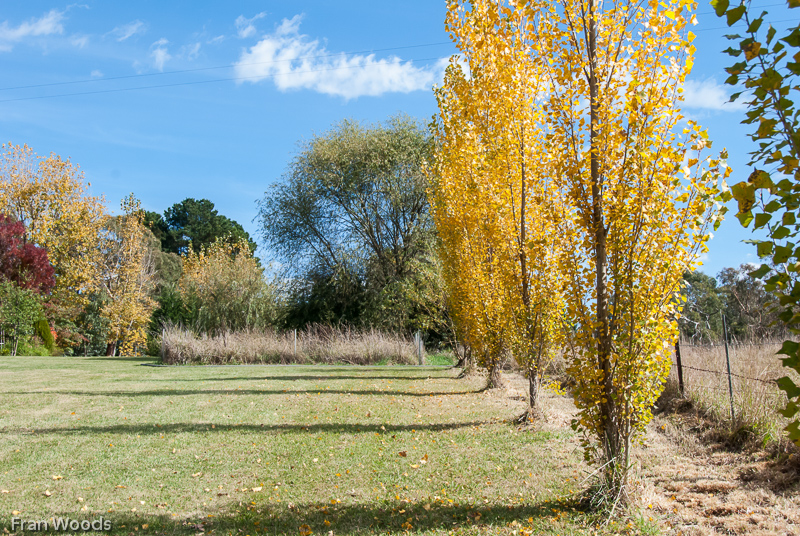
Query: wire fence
671 312 792 420
672 361 780 386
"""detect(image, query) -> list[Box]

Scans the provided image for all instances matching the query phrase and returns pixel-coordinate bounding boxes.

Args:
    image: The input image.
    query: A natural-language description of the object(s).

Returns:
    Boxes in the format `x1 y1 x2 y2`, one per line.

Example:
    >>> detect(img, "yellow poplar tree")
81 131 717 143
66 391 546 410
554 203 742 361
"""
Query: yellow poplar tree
431 0 567 406
527 0 729 501
99 194 157 356
0 143 105 337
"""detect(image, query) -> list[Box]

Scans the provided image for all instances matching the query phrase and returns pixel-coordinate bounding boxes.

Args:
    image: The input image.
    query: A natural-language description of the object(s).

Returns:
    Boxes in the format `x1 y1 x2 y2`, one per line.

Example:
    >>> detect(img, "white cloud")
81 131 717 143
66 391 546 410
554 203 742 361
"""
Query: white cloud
71 34 89 48
234 15 444 99
150 38 171 71
182 42 201 60
109 20 145 42
208 35 225 45
0 9 65 50
235 12 266 39
90 69 103 78
682 79 745 111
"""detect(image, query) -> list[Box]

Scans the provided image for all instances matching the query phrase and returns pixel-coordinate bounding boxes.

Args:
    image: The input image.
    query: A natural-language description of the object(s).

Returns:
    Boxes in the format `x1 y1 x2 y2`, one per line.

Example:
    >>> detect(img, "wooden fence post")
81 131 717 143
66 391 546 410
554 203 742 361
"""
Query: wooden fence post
675 339 684 395
721 311 735 421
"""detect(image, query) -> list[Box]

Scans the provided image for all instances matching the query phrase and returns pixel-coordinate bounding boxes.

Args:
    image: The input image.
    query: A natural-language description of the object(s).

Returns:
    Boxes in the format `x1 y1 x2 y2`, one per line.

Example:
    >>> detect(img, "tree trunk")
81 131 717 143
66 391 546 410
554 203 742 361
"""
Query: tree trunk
487 362 504 389
105 341 116 357
527 370 543 421
587 1 626 503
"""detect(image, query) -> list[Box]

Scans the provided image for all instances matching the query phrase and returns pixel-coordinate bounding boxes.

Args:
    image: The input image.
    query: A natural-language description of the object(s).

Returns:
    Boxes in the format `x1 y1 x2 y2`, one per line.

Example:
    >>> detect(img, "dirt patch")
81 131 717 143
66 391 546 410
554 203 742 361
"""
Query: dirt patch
637 410 800 535
495 371 800 534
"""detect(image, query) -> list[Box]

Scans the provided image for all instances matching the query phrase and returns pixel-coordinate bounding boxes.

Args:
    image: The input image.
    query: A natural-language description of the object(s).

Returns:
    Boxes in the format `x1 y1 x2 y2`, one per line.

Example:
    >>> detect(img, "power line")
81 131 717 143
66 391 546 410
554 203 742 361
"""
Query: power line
695 17 799 32
0 56 450 104
0 41 453 93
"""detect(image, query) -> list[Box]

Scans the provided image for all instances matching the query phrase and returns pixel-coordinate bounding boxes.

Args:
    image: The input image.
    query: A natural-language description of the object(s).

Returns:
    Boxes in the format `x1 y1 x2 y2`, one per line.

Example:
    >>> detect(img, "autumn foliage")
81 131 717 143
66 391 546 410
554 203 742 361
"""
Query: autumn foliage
431 0 566 407
432 0 729 502
0 214 55 295
98 195 157 356
0 143 106 323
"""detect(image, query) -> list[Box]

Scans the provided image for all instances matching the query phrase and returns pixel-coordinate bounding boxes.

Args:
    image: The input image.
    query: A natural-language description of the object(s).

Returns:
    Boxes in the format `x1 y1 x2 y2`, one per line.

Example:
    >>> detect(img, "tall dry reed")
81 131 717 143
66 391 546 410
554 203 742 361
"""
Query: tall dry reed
667 340 800 446
160 324 418 366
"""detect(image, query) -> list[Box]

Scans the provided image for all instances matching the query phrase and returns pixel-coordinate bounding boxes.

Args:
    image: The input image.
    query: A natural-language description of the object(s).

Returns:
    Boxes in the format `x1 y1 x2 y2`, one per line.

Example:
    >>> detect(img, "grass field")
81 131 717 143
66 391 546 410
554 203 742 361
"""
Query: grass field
0 357 633 536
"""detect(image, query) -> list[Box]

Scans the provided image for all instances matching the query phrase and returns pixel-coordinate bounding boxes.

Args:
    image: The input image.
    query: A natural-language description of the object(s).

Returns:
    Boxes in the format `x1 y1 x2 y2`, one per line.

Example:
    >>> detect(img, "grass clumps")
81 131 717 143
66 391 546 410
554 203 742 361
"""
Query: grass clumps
160 324 418 365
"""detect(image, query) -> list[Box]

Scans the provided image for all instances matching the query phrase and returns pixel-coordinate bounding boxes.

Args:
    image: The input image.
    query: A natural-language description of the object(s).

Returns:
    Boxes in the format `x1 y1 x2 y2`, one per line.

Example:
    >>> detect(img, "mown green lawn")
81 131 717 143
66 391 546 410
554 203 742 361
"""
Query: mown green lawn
0 357 642 535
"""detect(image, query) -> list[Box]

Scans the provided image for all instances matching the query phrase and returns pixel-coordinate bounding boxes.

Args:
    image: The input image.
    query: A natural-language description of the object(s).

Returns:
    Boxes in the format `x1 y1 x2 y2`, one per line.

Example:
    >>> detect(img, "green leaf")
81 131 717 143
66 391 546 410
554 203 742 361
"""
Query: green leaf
790 0 800 8
765 200 783 212
737 211 754 227
783 212 796 225
778 340 800 357
774 244 794 263
786 421 800 447
731 181 756 212
711 0 730 17
778 377 800 398
757 240 774 256
748 169 773 189
747 17 763 33
773 226 792 239
779 400 799 418
723 46 743 57
755 213 773 228
783 28 800 47
761 68 783 90
767 25 777 44
727 5 746 26
749 263 771 278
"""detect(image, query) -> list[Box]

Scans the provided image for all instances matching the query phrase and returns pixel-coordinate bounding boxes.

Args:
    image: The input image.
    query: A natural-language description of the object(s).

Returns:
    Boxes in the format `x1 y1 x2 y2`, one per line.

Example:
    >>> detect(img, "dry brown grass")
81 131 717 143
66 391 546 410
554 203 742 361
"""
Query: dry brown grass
665 341 800 448
160 324 418 365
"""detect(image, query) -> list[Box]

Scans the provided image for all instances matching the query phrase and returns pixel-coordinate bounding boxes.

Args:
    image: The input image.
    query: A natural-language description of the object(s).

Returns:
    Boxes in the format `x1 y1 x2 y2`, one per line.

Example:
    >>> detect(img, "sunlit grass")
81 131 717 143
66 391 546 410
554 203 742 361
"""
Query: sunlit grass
0 356 650 535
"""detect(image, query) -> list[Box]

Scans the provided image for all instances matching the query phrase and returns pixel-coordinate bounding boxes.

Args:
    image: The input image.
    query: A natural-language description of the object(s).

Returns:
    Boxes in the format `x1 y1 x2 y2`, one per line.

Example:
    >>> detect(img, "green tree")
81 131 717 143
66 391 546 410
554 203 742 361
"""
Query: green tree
0 280 43 356
155 199 256 256
680 271 725 343
712 0 800 446
718 264 783 340
258 116 441 333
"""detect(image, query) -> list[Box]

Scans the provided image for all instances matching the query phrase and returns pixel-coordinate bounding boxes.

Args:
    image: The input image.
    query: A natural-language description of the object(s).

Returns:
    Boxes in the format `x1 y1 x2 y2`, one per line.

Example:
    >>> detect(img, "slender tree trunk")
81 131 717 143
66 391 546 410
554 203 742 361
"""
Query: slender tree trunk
527 368 543 421
106 341 116 357
587 1 625 501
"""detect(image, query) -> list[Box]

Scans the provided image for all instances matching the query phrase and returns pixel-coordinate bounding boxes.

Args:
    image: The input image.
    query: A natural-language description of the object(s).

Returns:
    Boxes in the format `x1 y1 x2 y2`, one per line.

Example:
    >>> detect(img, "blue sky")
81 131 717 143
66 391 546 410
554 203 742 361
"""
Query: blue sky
1 1 797 278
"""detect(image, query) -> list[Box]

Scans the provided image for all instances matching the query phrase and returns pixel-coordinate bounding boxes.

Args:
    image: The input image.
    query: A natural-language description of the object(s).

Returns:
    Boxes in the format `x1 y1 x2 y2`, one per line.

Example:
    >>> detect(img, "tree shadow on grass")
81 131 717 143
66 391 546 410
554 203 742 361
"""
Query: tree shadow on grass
142 373 461 382
7 388 477 398
81 356 160 364
30 497 593 535
21 420 505 437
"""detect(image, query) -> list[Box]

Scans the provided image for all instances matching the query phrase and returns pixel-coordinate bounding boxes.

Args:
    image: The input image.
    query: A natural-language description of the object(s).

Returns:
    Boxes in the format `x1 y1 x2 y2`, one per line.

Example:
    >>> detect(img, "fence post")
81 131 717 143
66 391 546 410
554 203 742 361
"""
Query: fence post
415 331 423 365
721 311 735 421
675 339 684 395
294 329 297 356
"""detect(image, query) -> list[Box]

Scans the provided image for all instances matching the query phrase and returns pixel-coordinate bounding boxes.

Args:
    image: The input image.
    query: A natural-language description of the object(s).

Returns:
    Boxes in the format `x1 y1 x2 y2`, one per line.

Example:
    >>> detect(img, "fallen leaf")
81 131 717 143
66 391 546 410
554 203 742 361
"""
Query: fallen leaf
142 524 149 529
398 451 407 457
1 490 9 494
52 475 62 481
299 523 312 536
77 497 84 502
252 487 262 492
12 511 20 515
410 464 420 469
43 490 52 497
